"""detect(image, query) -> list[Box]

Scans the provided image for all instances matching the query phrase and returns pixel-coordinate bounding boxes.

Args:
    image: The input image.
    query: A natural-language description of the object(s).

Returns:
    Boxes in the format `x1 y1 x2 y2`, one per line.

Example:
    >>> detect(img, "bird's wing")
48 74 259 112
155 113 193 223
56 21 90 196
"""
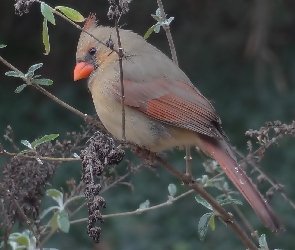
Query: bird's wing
109 78 227 139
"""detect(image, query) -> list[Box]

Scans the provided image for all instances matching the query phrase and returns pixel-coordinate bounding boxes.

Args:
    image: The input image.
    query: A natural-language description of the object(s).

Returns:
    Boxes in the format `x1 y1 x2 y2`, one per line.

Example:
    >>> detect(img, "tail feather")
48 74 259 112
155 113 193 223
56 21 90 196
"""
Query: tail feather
199 135 283 232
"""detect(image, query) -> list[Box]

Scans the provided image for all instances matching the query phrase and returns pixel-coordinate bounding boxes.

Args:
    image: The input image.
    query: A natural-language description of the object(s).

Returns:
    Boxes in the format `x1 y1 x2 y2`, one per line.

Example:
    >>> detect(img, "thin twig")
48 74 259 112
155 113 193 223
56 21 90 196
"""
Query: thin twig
156 0 178 65
70 189 194 224
236 149 295 211
156 0 192 175
114 17 126 141
69 173 130 219
1 149 80 162
39 229 55 249
232 204 259 241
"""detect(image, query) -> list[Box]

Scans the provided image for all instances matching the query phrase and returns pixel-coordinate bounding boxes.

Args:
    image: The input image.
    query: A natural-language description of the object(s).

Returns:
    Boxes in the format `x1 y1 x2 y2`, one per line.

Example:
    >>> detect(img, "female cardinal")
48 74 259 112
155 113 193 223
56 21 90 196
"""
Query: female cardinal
74 15 282 232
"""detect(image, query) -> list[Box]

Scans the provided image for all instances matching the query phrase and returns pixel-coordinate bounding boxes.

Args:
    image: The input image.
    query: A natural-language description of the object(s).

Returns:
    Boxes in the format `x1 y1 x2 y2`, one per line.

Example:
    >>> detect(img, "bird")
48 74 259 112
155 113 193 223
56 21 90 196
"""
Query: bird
73 15 282 232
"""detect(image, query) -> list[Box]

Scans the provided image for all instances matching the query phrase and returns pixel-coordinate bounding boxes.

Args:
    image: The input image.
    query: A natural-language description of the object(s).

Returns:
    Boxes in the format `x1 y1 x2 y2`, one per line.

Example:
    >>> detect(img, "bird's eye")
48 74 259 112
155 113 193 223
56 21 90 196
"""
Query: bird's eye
88 47 96 55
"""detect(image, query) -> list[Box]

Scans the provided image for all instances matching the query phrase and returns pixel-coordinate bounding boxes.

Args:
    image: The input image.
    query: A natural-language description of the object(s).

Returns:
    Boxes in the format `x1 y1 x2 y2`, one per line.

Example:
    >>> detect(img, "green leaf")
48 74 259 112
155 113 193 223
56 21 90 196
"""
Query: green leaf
144 24 158 39
195 195 212 211
138 200 150 210
46 189 64 208
57 210 70 233
5 71 25 78
218 198 242 207
168 183 177 197
33 78 53 86
55 6 84 22
14 84 27 93
198 212 213 241
208 214 215 231
50 212 59 231
21 140 32 149
42 18 50 55
0 44 7 48
259 234 268 249
40 2 56 25
31 134 59 149
27 63 43 77
13 235 30 247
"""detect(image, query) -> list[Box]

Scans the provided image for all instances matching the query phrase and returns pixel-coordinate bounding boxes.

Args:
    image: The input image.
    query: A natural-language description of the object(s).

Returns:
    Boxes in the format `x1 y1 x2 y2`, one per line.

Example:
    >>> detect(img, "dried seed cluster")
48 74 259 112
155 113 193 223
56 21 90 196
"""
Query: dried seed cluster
80 132 124 242
107 0 131 20
246 120 295 148
0 142 57 226
14 0 36 15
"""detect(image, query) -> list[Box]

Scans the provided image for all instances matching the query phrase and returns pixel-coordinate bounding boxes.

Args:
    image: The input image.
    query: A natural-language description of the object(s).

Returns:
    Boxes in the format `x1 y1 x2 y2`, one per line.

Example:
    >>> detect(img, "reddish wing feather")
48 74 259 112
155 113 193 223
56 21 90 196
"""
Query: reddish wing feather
110 78 225 139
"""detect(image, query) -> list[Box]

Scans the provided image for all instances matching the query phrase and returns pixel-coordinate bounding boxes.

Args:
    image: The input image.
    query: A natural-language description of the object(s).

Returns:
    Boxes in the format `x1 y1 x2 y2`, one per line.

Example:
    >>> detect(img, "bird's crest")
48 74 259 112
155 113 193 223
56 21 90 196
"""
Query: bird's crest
83 13 97 31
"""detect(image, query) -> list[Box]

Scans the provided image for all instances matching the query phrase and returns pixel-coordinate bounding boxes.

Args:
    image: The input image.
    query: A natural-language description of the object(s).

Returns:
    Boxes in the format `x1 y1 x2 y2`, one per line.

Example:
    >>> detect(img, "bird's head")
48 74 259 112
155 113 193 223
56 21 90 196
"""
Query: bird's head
73 14 119 81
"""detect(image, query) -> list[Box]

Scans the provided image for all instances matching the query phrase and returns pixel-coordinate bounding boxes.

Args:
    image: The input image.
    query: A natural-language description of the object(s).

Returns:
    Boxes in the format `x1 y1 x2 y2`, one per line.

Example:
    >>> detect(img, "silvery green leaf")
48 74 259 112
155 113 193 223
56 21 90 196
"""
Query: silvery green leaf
218 198 242 206
27 63 43 77
168 183 177 197
259 234 268 249
198 212 213 241
138 200 150 210
5 71 25 78
73 153 79 158
165 17 174 25
195 195 212 210
33 78 53 86
155 8 161 16
21 140 32 149
46 189 64 208
154 25 160 33
14 84 27 93
41 2 56 25
57 210 70 233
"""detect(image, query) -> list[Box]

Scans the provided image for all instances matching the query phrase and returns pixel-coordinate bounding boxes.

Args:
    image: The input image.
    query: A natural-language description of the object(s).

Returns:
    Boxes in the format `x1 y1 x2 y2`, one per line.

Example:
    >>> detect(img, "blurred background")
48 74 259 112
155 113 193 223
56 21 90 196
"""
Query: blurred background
1 0 295 249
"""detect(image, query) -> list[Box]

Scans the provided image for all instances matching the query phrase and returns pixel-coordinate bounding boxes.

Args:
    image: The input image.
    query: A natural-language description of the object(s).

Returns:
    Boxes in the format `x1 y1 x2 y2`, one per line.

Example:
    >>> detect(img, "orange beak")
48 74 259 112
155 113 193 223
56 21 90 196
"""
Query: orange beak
73 62 94 81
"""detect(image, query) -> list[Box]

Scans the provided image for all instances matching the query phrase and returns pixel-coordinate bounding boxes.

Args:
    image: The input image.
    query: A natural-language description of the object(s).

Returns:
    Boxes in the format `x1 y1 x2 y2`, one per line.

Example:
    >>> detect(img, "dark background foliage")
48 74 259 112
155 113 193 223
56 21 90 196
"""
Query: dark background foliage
1 0 295 249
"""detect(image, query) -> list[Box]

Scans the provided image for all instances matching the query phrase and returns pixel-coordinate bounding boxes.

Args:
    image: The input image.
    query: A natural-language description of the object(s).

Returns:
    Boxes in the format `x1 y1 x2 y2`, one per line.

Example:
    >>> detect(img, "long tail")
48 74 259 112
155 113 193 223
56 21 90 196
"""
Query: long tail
199 135 282 232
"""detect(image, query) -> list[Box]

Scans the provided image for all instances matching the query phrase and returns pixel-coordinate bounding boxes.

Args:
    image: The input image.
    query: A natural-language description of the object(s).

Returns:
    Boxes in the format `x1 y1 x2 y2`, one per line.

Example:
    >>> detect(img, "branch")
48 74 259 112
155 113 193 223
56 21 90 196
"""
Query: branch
136 149 258 250
0 55 104 130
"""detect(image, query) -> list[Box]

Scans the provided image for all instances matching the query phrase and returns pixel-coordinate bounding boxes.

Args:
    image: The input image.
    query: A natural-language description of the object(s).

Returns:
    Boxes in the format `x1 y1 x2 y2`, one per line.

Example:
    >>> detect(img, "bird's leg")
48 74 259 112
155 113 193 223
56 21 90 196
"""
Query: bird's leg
185 145 192 176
